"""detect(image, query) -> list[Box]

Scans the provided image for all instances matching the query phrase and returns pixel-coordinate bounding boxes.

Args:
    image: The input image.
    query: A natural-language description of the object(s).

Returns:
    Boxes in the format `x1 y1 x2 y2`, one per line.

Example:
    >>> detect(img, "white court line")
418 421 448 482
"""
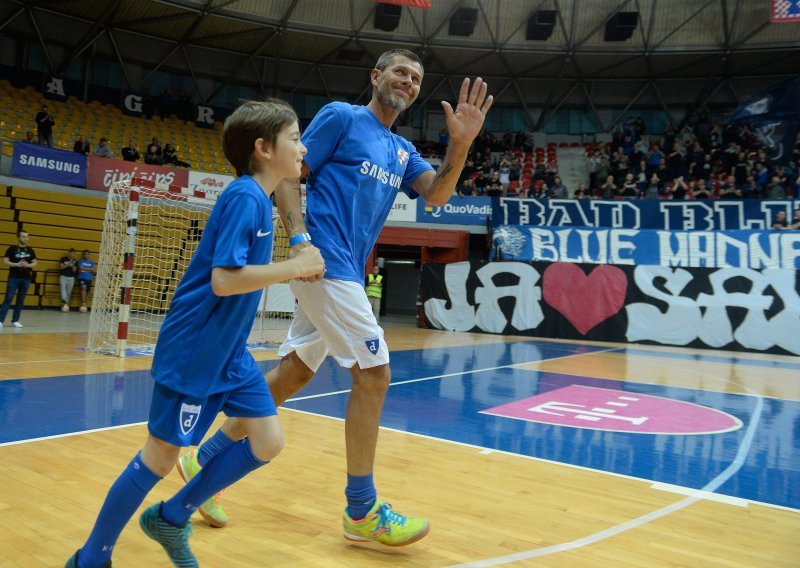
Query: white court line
650 482 749 507
285 347 619 402
0 422 147 447
0 356 109 366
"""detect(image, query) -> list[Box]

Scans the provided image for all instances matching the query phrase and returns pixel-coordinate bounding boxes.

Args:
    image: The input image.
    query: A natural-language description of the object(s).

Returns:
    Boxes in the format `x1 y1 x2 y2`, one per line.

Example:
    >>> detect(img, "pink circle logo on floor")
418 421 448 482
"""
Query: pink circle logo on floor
482 385 742 435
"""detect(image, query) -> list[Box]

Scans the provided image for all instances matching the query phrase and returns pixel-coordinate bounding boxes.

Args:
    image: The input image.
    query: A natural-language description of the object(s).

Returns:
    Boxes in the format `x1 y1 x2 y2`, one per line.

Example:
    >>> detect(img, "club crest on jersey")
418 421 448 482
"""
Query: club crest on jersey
365 336 380 355
397 148 409 165
180 403 202 436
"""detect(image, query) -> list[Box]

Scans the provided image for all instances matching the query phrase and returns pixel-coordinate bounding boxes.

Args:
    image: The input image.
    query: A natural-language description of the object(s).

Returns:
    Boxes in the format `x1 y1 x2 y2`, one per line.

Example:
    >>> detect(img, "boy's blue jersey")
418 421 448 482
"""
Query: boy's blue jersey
301 102 433 283
151 175 274 398
77 259 95 281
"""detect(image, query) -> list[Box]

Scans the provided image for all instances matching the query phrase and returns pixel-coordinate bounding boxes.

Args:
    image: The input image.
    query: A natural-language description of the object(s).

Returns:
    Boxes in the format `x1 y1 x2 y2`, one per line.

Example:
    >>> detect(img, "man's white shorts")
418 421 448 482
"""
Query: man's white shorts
278 279 390 372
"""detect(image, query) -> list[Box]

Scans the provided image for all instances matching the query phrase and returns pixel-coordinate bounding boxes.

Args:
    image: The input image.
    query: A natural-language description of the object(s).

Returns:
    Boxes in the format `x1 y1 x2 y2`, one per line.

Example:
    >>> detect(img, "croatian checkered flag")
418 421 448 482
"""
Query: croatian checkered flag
771 0 800 22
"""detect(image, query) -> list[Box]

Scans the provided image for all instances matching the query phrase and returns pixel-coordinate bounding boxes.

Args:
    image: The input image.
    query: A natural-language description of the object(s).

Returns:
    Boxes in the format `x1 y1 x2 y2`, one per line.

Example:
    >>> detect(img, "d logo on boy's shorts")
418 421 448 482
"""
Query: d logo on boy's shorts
180 403 202 436
365 336 380 355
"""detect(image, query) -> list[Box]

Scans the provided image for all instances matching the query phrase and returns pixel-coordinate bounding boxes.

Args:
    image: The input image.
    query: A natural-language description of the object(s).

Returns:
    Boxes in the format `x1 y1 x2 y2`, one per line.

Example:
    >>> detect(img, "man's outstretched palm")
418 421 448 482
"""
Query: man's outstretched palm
442 77 494 145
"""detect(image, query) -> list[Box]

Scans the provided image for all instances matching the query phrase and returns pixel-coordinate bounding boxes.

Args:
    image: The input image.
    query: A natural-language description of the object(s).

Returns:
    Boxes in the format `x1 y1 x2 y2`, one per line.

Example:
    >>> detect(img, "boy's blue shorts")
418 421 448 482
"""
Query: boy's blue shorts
148 373 276 447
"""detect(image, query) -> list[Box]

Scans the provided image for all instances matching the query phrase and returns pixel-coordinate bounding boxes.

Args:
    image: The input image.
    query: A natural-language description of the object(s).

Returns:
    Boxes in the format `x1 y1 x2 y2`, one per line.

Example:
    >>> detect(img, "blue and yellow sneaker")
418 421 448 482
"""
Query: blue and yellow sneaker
342 500 430 547
176 450 228 528
139 503 198 568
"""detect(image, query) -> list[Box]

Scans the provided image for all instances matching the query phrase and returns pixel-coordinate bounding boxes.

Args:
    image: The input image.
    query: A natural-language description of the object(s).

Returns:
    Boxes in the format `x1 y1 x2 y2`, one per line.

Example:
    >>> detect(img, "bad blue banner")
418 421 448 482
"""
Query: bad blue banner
492 225 800 269
11 142 86 186
417 197 493 225
493 197 800 231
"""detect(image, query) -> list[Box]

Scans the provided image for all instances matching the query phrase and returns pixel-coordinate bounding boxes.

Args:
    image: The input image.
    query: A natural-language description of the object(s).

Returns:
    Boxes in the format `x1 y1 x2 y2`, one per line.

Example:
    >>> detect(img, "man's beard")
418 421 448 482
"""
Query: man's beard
377 78 409 111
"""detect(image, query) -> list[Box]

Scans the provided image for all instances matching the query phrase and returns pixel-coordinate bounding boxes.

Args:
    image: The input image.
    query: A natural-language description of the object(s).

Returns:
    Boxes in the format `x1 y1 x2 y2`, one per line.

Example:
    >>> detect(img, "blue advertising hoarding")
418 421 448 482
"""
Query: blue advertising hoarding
11 142 86 186
416 196 492 226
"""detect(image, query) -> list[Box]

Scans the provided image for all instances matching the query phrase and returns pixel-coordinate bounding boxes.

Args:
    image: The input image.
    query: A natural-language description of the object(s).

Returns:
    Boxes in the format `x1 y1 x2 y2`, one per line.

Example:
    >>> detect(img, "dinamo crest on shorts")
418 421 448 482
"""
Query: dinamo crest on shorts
180 402 202 436
365 336 380 355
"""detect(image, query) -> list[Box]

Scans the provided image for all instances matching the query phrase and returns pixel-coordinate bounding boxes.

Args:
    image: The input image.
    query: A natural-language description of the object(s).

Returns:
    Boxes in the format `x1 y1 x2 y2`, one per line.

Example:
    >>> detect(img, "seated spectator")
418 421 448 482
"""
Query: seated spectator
766 175 786 199
772 211 789 230
92 138 112 158
550 176 568 199
644 174 663 200
485 180 503 198
574 183 591 199
692 178 712 199
619 173 638 198
144 137 163 165
163 144 190 168
600 175 618 200
73 135 90 155
121 140 140 162
670 176 689 199
457 179 473 197
24 131 35 143
718 176 742 199
791 209 800 229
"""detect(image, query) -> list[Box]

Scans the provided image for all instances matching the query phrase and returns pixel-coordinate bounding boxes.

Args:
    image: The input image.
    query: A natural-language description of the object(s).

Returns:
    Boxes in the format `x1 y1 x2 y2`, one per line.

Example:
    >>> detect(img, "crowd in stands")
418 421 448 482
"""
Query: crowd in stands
414 114 800 201
25 97 192 169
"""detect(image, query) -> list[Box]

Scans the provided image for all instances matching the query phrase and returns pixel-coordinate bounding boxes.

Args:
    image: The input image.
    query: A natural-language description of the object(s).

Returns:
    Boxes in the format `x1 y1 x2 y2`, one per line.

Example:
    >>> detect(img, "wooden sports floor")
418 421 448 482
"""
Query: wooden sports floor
0 313 798 567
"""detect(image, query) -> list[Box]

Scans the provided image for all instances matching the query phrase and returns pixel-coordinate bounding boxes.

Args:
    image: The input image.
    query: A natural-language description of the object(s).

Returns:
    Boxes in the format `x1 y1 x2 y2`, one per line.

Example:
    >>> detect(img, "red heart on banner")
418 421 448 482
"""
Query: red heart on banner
542 263 628 335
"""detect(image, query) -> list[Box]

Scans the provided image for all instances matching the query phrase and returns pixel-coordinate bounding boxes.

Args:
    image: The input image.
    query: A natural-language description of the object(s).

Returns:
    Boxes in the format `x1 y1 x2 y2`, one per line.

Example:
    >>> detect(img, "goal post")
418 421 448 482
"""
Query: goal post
87 178 295 357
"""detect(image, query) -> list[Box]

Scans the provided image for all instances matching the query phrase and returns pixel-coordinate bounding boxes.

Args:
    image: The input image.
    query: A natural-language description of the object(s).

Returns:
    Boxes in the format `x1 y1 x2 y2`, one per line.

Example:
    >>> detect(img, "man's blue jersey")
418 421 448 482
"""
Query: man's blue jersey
151 175 274 398
302 102 433 283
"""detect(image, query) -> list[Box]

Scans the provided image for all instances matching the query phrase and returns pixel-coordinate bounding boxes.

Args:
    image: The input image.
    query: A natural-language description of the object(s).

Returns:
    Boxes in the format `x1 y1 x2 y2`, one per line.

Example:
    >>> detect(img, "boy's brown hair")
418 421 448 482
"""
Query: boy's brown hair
222 99 299 177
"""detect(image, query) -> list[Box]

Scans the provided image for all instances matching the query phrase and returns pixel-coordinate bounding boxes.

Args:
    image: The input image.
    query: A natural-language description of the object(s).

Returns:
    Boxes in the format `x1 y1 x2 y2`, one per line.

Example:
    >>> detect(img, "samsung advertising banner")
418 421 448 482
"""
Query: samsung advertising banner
421 261 800 356
11 142 86 186
492 225 800 269
494 197 800 230
86 156 189 192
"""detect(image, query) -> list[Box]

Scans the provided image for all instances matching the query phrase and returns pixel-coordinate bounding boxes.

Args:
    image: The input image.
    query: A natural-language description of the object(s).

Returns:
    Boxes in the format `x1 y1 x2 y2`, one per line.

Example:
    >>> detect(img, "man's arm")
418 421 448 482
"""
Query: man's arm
273 163 324 282
274 162 311 240
412 77 493 206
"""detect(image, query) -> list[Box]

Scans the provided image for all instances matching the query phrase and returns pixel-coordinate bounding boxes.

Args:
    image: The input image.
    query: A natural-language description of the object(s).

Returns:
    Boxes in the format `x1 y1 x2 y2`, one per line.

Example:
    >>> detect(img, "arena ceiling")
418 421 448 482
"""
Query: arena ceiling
2 0 799 129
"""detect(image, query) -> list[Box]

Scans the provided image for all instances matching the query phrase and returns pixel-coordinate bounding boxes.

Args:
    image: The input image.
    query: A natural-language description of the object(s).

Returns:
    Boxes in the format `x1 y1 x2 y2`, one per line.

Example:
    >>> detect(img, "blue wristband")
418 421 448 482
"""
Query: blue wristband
289 232 312 247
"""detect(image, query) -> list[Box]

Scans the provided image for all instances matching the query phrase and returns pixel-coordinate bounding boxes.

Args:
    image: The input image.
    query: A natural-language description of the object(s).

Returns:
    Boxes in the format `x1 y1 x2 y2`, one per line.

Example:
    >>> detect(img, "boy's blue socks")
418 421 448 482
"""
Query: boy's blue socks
345 473 376 520
197 429 234 467
161 439 267 527
79 453 161 568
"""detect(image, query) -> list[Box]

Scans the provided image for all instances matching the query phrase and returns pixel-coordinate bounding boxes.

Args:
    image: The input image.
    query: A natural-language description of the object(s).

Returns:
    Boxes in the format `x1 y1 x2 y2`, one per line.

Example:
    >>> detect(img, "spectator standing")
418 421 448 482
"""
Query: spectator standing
59 248 78 312
121 140 140 162
35 105 55 147
0 230 37 328
76 250 96 313
365 265 384 322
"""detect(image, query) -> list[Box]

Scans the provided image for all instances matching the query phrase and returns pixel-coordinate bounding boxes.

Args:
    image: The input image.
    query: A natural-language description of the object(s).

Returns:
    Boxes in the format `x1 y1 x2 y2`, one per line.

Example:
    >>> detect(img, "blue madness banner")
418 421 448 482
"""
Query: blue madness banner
492 225 800 269
493 197 800 231
417 196 493 225
11 142 86 186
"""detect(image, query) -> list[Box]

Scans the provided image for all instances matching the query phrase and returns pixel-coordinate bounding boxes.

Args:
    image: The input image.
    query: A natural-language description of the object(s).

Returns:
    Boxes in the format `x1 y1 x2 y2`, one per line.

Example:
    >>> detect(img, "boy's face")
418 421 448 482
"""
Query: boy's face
269 121 307 179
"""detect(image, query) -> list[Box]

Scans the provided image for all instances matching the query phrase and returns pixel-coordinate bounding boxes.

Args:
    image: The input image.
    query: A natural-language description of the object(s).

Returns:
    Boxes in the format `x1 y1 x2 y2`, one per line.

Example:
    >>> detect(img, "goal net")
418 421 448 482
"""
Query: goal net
87 178 295 357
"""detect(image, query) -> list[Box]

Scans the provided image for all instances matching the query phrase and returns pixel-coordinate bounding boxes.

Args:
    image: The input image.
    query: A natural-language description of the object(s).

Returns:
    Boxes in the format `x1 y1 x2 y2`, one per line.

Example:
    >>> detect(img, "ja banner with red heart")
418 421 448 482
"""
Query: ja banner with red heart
542 263 628 335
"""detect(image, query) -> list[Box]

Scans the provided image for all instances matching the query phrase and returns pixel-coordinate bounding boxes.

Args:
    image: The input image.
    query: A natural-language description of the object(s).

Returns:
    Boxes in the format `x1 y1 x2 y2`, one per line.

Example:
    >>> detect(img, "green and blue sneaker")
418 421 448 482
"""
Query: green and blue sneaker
139 503 198 568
